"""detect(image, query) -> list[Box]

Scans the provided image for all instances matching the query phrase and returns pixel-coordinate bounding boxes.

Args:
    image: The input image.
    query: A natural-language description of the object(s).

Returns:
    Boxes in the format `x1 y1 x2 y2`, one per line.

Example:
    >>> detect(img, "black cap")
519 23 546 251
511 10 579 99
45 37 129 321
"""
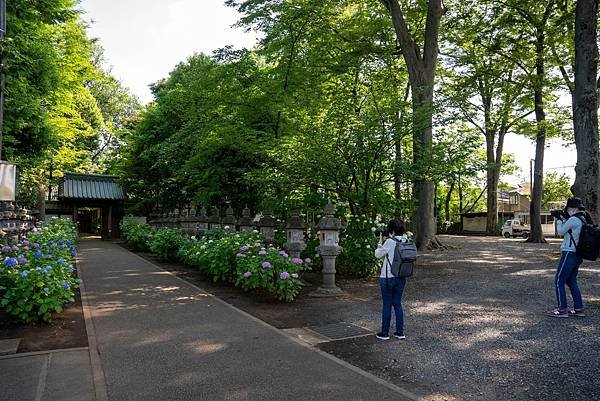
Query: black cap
565 197 585 210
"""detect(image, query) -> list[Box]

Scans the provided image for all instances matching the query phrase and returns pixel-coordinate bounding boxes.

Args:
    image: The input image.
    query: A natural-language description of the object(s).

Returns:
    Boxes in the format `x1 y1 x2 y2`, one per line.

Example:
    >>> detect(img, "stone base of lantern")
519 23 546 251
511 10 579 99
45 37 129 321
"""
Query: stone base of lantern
309 286 344 297
309 254 343 297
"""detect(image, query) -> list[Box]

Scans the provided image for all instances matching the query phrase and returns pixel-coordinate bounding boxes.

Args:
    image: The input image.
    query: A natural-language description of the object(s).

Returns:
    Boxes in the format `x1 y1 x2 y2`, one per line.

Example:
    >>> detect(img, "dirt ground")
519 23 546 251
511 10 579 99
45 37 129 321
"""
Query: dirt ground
0 287 88 353
130 235 600 401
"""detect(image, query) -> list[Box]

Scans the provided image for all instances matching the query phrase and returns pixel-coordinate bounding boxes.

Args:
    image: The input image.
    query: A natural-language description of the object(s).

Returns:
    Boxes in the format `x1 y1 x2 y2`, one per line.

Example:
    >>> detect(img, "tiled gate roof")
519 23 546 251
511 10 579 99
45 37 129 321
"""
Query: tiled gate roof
59 173 125 200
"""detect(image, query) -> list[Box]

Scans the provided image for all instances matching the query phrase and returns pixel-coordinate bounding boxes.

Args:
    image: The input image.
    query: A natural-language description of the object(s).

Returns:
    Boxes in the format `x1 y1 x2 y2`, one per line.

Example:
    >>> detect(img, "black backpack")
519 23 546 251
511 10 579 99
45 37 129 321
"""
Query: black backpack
568 214 600 261
385 237 418 278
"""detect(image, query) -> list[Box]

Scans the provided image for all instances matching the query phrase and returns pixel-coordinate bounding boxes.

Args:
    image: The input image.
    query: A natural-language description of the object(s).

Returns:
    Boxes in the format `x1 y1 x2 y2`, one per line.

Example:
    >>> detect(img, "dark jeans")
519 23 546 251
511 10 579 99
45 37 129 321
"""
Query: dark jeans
555 251 583 310
379 277 407 334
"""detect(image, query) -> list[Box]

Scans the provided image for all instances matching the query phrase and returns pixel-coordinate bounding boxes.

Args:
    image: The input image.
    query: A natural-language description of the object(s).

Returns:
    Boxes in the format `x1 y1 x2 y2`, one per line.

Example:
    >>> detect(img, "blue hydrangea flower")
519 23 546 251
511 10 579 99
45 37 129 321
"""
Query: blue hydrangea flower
20 270 29 277
56 258 65 265
71 251 77 257
62 283 70 290
5 258 18 267
34 251 42 259
43 287 49 293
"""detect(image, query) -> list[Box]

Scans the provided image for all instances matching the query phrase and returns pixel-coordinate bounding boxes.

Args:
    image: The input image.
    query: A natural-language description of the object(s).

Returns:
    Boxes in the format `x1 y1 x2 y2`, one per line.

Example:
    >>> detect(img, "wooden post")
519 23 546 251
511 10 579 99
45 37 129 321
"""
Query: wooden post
108 205 113 239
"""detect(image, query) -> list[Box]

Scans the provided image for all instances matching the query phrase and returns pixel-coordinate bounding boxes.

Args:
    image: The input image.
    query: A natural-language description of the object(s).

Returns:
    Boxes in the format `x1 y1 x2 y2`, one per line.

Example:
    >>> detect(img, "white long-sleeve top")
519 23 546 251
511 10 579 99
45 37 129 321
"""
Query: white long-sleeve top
556 214 584 252
374 235 408 278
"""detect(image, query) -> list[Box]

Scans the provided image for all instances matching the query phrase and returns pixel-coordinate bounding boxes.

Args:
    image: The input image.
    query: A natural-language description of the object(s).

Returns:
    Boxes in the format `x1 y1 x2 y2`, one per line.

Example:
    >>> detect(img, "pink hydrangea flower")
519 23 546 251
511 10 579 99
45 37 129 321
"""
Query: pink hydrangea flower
261 261 272 269
279 250 288 257
280 271 290 280
291 257 303 265
243 271 252 278
304 258 312 264
258 250 267 256
241 245 250 252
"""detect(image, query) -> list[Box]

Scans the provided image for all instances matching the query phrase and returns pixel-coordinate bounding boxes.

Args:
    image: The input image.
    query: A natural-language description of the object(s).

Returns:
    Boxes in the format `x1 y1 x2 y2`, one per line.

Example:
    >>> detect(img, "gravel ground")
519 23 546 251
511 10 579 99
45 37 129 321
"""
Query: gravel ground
318 235 600 401
130 235 600 401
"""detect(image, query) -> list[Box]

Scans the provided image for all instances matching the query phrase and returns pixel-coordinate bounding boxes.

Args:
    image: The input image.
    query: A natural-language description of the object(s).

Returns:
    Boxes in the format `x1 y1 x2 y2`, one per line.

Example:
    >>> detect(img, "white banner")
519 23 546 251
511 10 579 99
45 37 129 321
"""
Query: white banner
0 163 16 201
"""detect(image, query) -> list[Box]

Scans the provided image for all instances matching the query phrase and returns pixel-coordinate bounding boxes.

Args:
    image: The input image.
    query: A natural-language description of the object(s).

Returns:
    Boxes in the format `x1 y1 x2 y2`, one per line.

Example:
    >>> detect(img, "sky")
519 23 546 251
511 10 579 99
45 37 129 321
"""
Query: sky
78 0 577 186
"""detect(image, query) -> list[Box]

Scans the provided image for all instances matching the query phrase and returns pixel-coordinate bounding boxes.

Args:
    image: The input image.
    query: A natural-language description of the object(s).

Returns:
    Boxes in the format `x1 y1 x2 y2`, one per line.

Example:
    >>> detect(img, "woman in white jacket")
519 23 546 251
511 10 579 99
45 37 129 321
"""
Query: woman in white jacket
374 219 409 340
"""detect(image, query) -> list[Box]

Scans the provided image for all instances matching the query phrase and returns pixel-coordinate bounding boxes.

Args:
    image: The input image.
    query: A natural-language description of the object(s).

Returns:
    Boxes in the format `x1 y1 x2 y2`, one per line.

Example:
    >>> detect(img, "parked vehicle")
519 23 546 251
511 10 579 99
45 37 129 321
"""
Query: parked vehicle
501 220 530 238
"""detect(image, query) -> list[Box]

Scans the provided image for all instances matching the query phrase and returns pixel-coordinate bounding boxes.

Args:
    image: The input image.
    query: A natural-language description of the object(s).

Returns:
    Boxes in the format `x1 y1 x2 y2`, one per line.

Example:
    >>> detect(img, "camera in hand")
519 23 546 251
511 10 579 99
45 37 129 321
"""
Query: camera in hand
374 226 388 237
550 209 567 220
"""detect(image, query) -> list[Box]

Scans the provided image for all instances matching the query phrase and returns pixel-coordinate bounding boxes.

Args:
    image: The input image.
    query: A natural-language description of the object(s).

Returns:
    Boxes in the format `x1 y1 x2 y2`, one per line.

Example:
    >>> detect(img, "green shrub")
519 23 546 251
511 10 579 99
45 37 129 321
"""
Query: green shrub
338 215 380 277
120 217 155 252
149 228 187 261
0 219 79 322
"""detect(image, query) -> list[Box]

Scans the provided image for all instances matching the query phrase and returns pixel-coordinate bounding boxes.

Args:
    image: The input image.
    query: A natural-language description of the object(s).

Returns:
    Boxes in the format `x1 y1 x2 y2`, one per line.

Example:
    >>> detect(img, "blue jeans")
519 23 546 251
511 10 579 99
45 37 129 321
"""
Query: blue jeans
379 277 407 334
555 251 583 310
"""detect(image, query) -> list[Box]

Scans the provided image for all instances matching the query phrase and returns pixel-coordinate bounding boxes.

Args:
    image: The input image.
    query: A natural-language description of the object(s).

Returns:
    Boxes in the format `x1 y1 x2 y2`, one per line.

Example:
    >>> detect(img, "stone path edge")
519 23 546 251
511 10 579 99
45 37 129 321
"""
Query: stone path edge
124 249 422 401
76 258 109 401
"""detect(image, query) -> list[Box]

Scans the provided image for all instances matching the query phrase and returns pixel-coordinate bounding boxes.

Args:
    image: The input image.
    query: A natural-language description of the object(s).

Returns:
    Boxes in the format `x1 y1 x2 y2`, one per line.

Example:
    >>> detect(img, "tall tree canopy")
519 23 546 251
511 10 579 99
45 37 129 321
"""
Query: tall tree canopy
2 0 139 208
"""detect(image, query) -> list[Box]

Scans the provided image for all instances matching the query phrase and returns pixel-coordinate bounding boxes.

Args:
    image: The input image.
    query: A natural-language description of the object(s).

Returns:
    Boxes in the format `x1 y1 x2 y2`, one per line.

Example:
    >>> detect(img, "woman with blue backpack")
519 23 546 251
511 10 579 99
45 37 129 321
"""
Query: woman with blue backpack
374 219 416 340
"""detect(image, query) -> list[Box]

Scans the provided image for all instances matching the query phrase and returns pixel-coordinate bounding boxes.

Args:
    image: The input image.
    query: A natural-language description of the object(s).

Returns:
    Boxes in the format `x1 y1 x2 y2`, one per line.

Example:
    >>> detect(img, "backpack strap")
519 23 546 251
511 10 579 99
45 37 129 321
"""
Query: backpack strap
568 230 576 248
567 215 586 247
384 237 401 283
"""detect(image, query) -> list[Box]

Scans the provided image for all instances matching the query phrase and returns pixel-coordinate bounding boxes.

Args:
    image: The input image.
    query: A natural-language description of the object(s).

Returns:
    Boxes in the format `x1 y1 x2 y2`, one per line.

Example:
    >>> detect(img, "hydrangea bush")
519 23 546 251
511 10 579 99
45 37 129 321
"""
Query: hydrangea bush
149 228 187 261
180 229 262 283
129 226 312 301
120 217 155 252
0 218 80 322
234 243 311 301
338 215 380 277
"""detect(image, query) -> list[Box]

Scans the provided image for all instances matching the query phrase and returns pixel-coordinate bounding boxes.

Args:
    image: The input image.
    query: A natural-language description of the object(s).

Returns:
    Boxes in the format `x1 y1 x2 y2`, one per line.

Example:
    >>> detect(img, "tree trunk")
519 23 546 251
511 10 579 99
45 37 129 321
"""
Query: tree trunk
527 30 548 243
445 177 455 223
484 106 499 235
571 0 599 223
411 88 436 249
381 0 444 250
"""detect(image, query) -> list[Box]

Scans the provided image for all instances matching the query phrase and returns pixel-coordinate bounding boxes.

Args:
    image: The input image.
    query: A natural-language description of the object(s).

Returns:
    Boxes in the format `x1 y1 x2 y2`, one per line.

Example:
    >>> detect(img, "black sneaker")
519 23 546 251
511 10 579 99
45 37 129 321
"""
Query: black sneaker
376 332 390 340
393 331 405 340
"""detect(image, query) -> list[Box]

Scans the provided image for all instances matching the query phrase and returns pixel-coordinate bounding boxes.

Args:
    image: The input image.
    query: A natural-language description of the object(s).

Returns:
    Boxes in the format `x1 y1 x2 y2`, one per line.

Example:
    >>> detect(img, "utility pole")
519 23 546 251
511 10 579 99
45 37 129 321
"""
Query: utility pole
0 0 6 161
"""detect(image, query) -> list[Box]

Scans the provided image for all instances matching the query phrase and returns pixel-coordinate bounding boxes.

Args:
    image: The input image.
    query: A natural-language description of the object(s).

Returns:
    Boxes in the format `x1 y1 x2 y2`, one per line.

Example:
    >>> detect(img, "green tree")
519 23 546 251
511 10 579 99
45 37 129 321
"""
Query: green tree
541 171 572 209
442 0 532 235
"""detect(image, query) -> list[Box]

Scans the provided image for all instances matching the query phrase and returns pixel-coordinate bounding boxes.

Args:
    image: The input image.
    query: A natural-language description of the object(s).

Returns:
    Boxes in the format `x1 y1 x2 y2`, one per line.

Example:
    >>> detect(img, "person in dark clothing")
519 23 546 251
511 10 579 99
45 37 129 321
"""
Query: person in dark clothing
549 197 588 318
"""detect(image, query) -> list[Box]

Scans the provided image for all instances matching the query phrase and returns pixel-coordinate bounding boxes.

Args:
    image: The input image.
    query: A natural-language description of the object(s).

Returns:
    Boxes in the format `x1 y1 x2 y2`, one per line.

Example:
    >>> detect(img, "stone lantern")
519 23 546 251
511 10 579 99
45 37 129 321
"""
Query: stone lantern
222 205 237 231
208 206 221 230
285 208 306 259
311 202 343 296
259 209 276 244
196 206 209 235
238 206 254 231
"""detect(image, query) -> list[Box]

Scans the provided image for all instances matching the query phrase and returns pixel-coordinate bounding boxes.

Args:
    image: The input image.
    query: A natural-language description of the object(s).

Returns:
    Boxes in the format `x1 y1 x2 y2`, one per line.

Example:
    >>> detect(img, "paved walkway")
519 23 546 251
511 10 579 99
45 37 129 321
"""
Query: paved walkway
75 239 414 401
0 347 95 401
